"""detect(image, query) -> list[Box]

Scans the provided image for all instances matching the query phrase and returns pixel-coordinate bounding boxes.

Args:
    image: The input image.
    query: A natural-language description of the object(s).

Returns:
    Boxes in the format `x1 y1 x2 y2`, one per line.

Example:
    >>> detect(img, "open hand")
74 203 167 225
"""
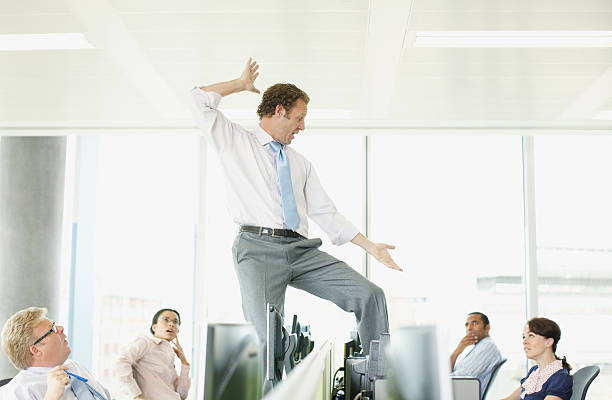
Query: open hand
240 57 260 94
370 243 402 271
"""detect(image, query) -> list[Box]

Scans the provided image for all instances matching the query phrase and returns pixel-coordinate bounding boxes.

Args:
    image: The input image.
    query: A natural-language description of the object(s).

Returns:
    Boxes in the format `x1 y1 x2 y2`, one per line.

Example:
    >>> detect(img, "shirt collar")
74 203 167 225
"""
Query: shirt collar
521 359 563 397
476 336 491 346
148 334 165 345
254 124 280 147
26 366 54 374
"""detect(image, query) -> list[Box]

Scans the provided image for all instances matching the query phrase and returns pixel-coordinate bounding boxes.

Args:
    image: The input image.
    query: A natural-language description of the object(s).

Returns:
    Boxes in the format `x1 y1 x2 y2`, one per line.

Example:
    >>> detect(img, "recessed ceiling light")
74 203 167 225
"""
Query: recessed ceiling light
411 31 612 48
0 33 94 51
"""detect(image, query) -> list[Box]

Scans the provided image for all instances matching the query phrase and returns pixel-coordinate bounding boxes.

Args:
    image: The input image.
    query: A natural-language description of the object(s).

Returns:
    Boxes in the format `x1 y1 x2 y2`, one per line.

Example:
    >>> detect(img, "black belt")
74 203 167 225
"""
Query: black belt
240 225 303 238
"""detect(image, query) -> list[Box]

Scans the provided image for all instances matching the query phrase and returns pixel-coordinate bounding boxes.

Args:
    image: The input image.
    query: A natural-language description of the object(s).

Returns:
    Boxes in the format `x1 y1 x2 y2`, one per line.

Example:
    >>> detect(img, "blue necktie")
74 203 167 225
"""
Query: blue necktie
269 141 299 231
70 377 107 400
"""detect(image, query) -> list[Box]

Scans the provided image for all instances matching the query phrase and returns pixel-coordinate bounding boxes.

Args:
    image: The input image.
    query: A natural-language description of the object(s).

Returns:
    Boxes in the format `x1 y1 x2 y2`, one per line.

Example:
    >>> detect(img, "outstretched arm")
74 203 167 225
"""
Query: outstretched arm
351 233 402 271
199 58 260 97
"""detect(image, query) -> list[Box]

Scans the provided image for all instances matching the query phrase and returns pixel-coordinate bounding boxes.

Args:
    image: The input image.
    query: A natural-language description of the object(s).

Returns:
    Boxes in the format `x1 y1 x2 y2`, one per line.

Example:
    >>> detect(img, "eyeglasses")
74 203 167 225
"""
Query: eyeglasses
32 322 56 346
160 317 180 325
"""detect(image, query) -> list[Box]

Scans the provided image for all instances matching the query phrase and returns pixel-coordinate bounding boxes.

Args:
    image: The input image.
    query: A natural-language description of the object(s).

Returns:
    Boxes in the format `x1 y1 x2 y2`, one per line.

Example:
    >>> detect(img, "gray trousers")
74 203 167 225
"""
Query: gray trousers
232 231 389 354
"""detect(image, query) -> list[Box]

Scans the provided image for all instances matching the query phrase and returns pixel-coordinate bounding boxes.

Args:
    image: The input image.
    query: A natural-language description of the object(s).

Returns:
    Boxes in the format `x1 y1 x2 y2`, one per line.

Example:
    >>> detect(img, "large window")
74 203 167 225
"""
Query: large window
534 136 612 399
67 136 199 398
61 132 612 399
369 135 526 396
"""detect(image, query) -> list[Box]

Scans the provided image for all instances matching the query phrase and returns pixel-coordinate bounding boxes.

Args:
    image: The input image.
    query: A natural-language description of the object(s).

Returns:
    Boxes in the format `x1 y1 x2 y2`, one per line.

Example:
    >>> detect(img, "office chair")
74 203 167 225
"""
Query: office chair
0 377 11 387
570 365 600 400
482 358 507 400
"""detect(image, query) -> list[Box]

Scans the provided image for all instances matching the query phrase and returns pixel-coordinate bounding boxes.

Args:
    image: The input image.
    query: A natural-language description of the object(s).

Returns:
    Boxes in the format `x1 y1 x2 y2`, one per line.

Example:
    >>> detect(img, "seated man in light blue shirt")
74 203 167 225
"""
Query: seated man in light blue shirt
450 312 503 399
1 306 111 400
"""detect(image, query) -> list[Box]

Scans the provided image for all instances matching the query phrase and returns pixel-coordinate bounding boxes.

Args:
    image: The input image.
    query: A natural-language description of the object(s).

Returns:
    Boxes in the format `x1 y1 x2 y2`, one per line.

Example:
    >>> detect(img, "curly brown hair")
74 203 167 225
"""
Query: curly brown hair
256 83 310 120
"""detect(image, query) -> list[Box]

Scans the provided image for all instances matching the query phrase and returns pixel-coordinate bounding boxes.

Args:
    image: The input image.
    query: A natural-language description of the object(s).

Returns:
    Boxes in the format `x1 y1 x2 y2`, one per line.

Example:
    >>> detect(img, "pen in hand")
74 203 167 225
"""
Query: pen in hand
65 370 88 382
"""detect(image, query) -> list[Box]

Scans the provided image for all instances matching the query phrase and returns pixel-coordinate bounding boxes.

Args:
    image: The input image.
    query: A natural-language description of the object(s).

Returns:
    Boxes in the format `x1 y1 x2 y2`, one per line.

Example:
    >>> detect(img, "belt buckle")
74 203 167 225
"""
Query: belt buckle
270 228 283 238
259 227 278 237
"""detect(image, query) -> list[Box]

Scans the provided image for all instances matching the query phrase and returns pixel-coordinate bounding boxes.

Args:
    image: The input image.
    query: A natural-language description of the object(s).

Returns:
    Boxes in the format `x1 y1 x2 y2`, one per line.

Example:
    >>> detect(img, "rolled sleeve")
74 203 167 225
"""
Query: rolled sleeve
190 88 237 153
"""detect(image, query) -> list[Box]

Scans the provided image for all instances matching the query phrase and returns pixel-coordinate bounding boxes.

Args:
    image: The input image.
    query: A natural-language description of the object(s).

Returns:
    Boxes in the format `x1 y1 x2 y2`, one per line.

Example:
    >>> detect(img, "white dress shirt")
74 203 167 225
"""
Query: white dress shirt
116 335 190 400
0 359 111 400
190 88 359 245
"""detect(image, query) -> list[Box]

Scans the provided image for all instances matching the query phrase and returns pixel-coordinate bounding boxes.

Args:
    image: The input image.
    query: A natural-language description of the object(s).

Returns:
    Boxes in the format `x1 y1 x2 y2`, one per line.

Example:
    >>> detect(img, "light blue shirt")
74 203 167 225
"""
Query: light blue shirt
450 336 503 399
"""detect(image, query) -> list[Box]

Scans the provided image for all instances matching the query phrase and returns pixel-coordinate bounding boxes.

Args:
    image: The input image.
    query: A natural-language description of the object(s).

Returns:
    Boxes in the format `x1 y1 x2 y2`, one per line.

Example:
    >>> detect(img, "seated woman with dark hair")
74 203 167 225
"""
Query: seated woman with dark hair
501 317 572 400
116 308 191 400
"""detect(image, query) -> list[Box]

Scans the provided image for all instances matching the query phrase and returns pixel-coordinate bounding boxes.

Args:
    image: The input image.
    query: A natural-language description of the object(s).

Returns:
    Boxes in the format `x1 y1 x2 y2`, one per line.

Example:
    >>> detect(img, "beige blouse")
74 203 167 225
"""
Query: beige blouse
116 335 190 399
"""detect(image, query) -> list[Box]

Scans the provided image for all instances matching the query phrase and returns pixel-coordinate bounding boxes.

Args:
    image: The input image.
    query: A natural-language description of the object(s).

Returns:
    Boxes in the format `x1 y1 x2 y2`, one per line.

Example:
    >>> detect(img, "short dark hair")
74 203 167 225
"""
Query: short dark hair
468 312 490 326
150 308 181 334
256 83 310 120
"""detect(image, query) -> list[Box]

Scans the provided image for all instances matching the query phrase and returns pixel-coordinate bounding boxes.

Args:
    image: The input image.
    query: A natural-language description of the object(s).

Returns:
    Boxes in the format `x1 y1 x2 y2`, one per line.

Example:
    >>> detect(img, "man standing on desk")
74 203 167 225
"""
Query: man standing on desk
191 58 402 354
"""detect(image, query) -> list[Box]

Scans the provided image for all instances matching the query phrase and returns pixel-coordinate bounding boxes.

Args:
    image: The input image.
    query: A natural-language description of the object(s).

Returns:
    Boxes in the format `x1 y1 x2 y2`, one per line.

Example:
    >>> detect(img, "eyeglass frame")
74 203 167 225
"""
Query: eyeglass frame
31 321 56 346
159 316 180 325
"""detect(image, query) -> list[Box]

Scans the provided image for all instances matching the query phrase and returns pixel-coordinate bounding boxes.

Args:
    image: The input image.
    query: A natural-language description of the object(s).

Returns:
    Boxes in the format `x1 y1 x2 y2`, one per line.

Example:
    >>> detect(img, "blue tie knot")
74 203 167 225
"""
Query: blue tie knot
269 140 282 152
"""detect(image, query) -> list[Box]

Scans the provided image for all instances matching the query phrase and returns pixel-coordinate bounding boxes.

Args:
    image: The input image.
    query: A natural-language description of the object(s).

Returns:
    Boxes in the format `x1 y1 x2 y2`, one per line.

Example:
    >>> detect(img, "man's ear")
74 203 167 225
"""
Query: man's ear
274 105 285 118
151 324 157 334
30 345 41 358
485 324 491 334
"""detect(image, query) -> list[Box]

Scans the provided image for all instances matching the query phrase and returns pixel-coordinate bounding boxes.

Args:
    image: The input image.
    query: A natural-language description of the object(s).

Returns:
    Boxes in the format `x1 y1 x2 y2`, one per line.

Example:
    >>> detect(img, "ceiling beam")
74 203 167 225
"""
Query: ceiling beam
360 0 415 118
61 0 186 119
561 65 612 120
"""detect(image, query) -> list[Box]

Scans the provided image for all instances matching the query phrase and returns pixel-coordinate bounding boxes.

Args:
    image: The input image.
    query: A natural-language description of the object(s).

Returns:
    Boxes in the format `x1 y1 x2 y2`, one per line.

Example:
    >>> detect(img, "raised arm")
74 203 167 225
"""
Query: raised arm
199 58 260 96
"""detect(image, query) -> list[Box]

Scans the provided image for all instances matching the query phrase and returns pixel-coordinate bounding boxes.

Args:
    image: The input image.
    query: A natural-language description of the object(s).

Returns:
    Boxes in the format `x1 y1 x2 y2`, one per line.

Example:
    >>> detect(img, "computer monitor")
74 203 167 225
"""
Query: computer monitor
290 314 314 365
387 325 452 400
264 304 315 393
265 304 285 392
203 323 263 400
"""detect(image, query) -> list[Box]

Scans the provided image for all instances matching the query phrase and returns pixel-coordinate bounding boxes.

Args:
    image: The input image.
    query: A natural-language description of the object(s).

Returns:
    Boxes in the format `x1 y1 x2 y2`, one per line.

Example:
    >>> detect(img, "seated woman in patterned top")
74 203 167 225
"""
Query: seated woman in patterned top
501 317 572 400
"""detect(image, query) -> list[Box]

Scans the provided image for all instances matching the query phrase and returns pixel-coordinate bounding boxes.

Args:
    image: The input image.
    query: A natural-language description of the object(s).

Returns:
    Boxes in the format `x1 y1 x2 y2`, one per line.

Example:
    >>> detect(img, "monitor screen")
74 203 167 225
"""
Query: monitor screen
387 325 453 400
203 323 263 400
265 304 284 388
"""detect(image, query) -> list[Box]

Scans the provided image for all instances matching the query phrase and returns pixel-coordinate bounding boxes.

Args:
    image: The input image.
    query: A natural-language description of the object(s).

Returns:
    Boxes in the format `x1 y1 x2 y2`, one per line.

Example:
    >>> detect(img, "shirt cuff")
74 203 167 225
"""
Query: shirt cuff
180 363 191 376
123 380 143 398
191 87 223 108
334 223 360 246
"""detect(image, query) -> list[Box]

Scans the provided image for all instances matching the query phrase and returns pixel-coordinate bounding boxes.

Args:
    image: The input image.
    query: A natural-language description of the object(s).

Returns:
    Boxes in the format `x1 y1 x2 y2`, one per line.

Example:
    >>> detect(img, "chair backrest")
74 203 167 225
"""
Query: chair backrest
0 377 11 387
452 376 480 400
570 365 600 400
482 358 507 400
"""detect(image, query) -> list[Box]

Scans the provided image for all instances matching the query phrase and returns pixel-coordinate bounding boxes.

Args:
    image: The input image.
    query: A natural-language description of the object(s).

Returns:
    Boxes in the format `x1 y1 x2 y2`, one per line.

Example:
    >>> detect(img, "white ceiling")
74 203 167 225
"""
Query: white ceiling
1 0 611 132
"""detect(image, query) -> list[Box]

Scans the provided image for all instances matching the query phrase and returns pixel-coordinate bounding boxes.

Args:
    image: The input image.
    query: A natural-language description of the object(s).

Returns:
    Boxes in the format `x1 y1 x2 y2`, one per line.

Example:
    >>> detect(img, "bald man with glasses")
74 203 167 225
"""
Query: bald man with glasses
1 307 111 400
